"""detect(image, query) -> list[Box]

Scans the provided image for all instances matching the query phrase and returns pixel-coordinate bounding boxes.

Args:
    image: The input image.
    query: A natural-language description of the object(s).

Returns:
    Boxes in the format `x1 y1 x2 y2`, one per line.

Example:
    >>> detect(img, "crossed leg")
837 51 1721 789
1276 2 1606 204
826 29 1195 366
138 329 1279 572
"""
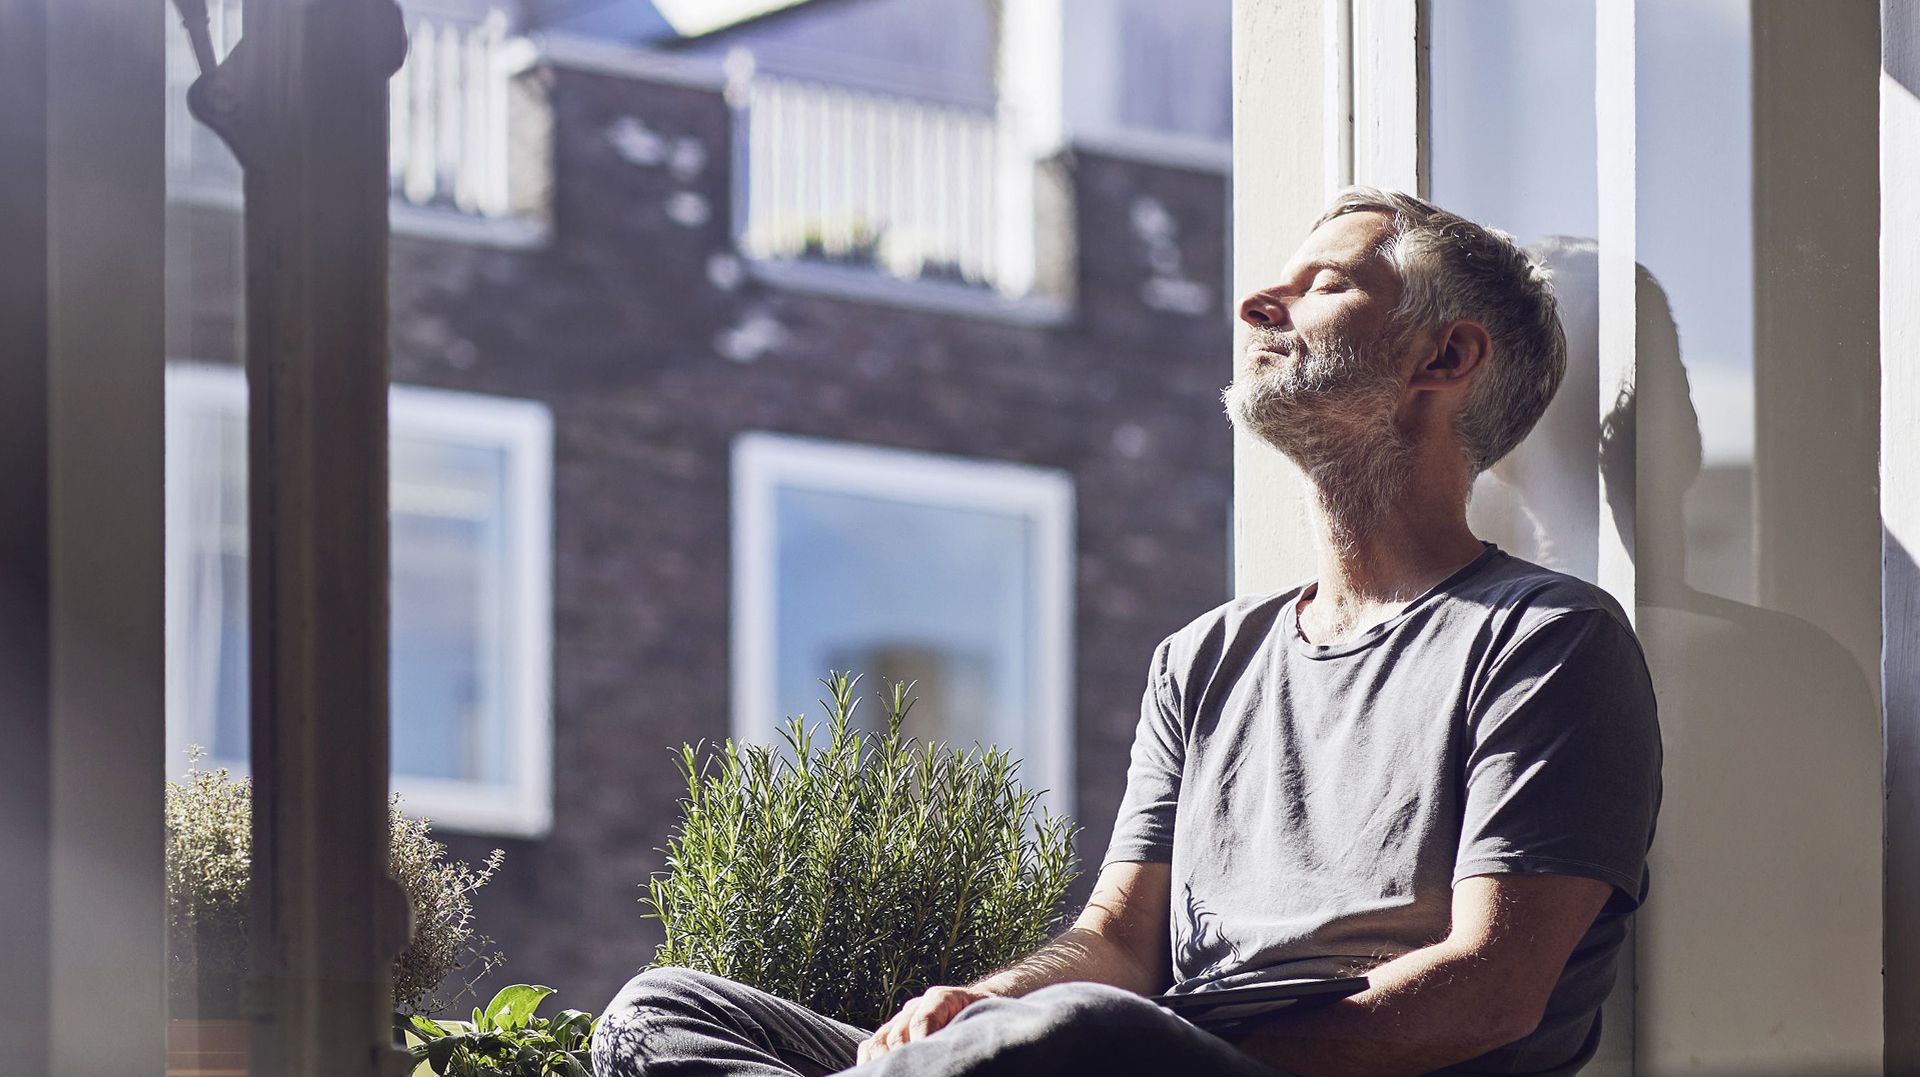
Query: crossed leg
591 967 1292 1077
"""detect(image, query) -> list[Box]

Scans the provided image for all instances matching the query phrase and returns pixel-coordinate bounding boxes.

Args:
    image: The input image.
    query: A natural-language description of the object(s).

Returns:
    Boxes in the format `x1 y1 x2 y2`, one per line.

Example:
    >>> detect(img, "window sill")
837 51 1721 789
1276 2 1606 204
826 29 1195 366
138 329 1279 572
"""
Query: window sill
744 257 1073 328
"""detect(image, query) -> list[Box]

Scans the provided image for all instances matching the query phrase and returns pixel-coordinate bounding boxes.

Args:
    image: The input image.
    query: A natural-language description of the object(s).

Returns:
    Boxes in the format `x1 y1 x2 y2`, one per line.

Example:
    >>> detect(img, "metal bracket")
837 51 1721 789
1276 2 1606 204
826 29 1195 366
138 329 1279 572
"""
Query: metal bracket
167 0 409 170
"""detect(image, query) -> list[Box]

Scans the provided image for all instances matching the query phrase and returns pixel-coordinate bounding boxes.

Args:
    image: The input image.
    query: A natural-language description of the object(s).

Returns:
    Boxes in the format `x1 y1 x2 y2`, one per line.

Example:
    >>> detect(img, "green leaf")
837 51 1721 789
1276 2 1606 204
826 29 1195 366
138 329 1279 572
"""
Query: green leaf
548 1009 593 1040
482 983 554 1030
470 1031 510 1053
408 1013 449 1041
425 1035 459 1070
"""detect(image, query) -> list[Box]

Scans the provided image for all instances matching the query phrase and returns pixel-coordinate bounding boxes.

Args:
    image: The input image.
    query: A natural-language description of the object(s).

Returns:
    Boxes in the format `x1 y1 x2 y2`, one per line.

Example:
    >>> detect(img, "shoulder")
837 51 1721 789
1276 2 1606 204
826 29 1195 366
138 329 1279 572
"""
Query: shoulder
1450 556 1658 735
1148 586 1301 706
1458 550 1631 626
1451 550 1638 660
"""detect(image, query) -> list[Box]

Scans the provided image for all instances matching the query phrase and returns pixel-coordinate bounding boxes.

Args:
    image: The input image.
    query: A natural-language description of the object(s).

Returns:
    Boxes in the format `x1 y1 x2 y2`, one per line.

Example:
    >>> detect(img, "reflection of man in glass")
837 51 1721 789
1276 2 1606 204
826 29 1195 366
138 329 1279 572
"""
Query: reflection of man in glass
592 190 1662 1077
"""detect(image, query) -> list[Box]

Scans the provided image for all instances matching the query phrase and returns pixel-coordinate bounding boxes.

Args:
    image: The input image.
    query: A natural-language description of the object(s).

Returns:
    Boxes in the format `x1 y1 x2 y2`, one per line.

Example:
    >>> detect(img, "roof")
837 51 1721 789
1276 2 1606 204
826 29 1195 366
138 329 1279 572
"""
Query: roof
527 0 832 45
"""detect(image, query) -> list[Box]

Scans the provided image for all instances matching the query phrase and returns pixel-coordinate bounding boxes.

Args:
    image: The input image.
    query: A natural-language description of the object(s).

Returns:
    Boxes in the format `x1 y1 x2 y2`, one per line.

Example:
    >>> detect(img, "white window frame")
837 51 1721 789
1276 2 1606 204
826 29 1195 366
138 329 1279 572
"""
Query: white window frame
730 432 1076 817
164 361 555 836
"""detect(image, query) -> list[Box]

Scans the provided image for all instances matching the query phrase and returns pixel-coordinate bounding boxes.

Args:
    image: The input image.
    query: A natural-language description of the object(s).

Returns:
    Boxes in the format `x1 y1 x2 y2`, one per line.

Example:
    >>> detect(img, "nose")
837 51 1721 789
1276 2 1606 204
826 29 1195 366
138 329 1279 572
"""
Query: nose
1238 289 1288 328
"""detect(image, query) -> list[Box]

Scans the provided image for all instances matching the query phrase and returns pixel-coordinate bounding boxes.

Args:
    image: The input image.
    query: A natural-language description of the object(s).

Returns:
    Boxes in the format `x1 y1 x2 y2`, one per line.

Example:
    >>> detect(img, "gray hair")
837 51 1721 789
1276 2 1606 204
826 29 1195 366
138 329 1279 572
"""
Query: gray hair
1314 186 1568 476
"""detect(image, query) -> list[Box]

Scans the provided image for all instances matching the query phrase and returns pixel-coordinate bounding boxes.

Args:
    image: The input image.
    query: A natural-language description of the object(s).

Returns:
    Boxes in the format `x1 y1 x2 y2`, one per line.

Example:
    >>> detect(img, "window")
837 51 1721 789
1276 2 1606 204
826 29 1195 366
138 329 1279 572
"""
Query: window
731 433 1075 814
1426 0 1602 582
165 362 554 836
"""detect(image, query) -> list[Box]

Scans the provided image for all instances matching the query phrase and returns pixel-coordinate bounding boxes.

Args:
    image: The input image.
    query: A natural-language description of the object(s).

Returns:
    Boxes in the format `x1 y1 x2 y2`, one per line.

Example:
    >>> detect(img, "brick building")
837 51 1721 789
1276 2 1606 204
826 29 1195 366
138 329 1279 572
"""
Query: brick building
163 0 1236 1012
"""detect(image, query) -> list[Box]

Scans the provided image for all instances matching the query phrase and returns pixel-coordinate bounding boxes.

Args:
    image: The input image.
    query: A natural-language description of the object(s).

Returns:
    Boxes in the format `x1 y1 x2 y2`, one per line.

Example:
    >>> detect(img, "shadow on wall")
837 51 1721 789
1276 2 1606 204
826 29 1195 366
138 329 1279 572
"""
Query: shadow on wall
1495 244 1881 1066
1888 526 1920 1072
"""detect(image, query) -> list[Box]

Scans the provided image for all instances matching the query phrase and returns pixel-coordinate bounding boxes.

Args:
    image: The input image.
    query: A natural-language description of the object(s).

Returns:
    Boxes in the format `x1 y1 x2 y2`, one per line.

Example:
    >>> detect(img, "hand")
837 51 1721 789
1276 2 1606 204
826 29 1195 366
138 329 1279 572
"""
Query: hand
855 986 993 1064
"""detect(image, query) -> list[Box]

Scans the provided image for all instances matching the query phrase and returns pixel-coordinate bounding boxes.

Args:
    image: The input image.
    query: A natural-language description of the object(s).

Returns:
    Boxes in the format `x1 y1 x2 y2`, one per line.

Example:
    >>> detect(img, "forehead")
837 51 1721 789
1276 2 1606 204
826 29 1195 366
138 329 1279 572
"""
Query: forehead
1285 210 1396 278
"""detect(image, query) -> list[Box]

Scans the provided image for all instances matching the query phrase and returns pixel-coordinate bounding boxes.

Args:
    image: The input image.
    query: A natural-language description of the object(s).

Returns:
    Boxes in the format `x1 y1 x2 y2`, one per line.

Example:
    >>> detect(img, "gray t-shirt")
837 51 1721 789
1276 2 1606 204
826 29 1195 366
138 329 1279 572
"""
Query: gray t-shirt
1103 544 1661 1074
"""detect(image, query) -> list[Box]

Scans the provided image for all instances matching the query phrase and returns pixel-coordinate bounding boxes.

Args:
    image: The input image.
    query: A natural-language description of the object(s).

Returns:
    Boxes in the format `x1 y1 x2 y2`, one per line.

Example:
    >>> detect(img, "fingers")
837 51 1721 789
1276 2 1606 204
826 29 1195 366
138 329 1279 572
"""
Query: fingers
906 994 952 1040
856 988 981 1064
856 1009 909 1065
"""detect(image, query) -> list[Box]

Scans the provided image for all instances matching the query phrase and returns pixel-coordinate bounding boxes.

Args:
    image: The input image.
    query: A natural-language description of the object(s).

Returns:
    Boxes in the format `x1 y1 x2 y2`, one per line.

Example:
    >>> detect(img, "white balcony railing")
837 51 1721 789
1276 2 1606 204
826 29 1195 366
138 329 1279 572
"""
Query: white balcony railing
736 75 1037 298
166 1 522 221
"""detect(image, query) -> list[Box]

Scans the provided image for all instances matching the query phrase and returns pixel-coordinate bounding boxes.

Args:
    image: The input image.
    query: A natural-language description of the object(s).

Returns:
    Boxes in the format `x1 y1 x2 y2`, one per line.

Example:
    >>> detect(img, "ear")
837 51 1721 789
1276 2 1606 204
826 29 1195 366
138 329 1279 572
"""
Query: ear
1409 319 1492 393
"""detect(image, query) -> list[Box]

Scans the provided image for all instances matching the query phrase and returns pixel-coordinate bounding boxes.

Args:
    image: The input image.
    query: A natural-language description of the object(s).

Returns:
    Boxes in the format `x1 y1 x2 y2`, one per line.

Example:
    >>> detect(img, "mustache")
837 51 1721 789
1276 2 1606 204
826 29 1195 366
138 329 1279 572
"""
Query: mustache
1246 327 1304 355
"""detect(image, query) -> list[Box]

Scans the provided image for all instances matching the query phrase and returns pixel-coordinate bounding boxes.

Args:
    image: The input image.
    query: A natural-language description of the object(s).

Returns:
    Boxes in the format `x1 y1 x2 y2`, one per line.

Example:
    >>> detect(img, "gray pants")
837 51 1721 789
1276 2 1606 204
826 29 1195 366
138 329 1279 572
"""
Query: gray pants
590 967 1290 1077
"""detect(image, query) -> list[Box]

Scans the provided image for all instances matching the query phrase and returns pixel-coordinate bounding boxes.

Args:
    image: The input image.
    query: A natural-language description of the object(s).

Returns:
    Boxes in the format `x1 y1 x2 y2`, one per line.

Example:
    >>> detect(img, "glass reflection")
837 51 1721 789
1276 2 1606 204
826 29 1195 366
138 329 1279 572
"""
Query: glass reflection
1432 1 1883 1070
1627 0 1882 1070
1428 0 1599 580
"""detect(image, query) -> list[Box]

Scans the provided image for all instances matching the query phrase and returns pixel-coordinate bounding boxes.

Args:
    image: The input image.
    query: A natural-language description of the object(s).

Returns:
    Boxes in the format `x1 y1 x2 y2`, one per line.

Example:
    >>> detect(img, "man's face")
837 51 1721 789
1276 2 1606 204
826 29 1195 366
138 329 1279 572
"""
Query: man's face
1224 211 1413 465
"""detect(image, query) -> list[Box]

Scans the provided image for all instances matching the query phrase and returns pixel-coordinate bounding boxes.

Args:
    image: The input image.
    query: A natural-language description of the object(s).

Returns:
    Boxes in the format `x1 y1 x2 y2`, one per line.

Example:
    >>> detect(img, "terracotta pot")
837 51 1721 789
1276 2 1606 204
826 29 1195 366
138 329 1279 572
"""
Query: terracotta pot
166 1018 248 1077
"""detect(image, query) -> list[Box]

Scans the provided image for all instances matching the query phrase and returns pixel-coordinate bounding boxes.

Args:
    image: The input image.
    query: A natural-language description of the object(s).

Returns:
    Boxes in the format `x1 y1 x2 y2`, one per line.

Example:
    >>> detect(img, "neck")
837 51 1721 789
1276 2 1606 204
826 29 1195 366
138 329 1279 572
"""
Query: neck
1305 487 1482 606
1304 481 1486 611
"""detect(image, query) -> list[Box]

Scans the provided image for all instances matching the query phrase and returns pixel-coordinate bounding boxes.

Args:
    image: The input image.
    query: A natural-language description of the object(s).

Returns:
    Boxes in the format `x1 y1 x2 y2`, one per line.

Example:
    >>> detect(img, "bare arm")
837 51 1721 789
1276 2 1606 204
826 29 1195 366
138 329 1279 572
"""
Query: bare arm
969 860 1171 996
1229 873 1613 1077
857 861 1170 1062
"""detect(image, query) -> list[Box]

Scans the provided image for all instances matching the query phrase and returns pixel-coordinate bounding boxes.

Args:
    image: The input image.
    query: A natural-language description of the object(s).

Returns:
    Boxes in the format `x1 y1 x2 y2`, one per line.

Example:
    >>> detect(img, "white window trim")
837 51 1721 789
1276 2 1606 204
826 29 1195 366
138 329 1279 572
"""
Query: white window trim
164 361 555 837
730 432 1076 817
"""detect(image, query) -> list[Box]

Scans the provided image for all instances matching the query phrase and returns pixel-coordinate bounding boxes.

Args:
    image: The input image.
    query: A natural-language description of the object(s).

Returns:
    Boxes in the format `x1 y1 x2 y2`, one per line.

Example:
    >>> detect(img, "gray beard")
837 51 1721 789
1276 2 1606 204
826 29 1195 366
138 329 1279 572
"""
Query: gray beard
1221 327 1413 549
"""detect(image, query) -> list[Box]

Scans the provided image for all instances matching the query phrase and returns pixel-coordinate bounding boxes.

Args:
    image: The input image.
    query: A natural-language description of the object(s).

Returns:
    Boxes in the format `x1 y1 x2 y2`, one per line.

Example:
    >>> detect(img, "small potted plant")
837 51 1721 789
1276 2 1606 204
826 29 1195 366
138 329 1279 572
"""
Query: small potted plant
165 753 504 1076
401 983 598 1076
644 672 1079 1027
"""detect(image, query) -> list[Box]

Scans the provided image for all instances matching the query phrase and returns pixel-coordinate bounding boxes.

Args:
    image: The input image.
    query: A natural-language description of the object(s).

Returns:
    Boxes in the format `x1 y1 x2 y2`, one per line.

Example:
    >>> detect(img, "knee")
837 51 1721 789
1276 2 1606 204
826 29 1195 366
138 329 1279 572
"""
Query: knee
608 966 736 1015
591 967 734 1076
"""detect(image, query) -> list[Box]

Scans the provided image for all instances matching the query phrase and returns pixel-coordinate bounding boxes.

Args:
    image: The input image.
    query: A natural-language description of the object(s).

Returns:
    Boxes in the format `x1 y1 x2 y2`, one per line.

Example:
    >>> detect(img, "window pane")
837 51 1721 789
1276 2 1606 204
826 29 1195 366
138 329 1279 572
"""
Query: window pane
1428 0 1599 580
774 486 1034 755
391 436 513 785
167 369 551 833
1636 0 1754 602
1428 0 1597 242
1630 1 1882 1067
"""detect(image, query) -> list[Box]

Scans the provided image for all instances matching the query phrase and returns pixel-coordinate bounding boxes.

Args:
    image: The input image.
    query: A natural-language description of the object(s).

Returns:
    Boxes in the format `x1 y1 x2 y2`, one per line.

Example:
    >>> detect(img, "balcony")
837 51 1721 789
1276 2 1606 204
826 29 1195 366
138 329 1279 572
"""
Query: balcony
731 69 1069 323
166 0 547 247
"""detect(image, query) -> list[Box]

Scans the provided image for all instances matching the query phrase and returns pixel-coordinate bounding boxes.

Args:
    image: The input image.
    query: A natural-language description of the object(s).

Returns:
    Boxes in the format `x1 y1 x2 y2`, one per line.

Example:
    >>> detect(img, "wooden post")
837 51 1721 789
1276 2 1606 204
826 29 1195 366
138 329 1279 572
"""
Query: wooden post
182 0 412 1073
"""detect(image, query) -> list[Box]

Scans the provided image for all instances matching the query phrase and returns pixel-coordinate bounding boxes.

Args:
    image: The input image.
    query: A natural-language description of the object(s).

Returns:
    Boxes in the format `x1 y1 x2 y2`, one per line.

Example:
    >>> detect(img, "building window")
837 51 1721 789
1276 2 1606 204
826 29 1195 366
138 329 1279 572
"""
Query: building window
164 362 554 836
731 433 1075 814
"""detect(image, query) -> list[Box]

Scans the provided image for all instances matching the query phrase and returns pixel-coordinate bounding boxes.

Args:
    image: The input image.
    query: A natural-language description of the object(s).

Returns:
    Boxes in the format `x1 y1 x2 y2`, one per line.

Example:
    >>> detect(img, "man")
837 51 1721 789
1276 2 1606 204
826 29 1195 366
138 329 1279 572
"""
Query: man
592 188 1662 1077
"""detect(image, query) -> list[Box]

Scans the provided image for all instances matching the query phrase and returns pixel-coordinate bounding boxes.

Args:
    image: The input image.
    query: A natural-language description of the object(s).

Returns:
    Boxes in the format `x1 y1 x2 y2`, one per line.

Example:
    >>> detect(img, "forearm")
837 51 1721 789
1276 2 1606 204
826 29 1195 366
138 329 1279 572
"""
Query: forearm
965 925 1163 998
1228 940 1535 1077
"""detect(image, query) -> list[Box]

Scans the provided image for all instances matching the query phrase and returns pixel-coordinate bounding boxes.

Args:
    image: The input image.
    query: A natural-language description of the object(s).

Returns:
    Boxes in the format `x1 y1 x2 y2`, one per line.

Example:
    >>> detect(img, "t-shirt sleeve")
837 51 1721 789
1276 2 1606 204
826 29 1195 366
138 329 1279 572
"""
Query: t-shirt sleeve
1101 635 1185 868
1455 608 1663 910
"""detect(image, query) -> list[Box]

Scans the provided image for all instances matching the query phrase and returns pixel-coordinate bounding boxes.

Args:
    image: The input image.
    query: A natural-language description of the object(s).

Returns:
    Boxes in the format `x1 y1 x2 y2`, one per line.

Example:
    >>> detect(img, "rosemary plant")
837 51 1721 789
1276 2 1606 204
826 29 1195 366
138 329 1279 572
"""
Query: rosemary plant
644 673 1080 1028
